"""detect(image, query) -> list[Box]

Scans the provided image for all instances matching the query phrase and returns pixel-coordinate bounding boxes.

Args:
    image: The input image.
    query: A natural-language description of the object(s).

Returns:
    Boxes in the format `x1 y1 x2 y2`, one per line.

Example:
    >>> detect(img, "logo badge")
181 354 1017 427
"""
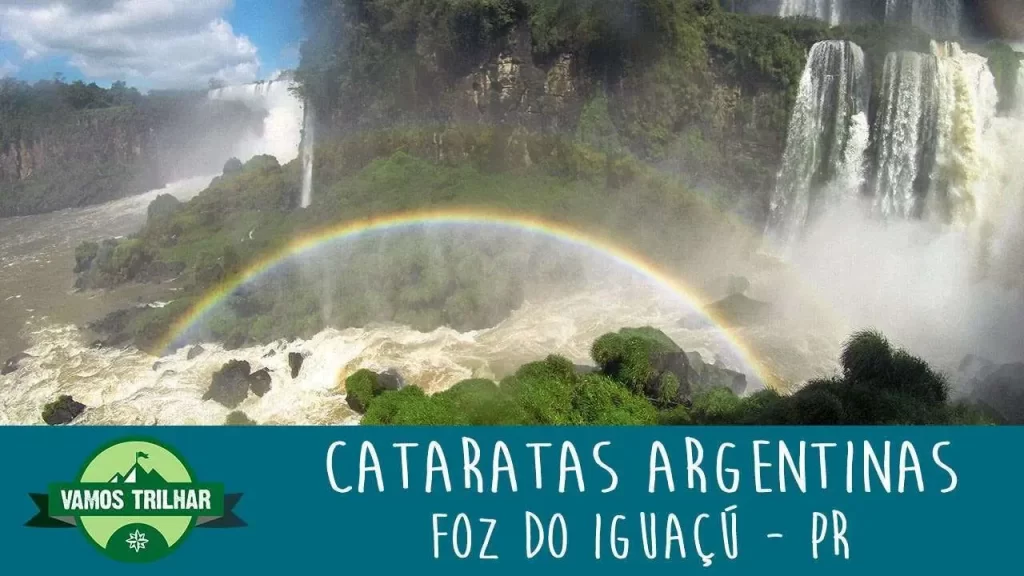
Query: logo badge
26 437 244 563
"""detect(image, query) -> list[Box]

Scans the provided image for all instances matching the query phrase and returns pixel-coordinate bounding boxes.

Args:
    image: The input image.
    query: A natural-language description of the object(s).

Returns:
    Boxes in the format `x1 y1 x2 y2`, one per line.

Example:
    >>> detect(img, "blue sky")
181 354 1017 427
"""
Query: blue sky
0 0 303 89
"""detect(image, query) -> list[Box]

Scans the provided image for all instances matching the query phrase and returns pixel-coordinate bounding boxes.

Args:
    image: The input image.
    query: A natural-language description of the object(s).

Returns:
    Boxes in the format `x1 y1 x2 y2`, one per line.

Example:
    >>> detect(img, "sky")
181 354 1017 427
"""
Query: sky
0 0 302 90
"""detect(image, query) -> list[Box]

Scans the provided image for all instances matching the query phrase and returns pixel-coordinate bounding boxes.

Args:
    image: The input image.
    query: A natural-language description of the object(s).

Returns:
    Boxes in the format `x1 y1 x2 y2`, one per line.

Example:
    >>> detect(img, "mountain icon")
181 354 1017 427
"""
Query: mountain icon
109 463 166 484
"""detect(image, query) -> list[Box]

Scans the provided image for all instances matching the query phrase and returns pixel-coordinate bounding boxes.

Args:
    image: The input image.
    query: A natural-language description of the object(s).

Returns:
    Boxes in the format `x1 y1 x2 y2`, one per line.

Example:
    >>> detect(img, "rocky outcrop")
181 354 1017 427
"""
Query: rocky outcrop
446 26 583 134
344 368 406 414
592 327 747 406
74 237 185 290
2 352 31 375
249 368 272 397
0 108 163 217
85 306 146 347
225 410 257 425
705 293 772 327
685 352 747 396
377 369 405 392
204 360 275 408
42 395 86 425
186 345 206 360
1 93 264 217
204 360 253 408
288 352 305 378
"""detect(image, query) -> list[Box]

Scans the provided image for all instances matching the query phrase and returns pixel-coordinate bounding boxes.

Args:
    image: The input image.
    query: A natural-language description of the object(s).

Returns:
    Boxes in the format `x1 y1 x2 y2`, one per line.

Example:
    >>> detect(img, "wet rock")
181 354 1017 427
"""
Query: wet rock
86 307 143 347
89 340 105 349
249 368 272 397
42 395 86 425
592 327 747 405
2 352 31 375
288 352 304 378
262 349 277 358
186 345 206 360
378 368 405 391
704 293 771 326
204 360 252 409
685 352 747 396
344 369 400 414
225 410 256 425
152 361 163 372
707 274 751 298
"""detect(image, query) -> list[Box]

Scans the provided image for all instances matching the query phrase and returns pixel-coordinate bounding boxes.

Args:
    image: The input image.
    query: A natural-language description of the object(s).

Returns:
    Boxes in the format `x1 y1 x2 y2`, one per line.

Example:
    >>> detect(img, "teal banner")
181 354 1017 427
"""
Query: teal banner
0 427 1018 572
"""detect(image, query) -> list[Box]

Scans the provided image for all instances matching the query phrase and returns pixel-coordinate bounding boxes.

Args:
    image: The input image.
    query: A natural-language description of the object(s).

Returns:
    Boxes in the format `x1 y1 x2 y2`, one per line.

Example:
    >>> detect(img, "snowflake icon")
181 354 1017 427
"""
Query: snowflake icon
126 529 148 553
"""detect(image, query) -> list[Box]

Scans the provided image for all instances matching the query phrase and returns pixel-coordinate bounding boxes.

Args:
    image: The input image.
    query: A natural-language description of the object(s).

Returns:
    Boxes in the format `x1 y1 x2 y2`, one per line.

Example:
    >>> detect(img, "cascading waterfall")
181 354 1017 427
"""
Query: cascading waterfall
871 42 997 222
927 41 998 224
207 74 304 165
871 51 938 219
970 63 1024 285
779 0 844 26
300 105 315 208
775 0 963 34
763 40 869 256
884 0 963 37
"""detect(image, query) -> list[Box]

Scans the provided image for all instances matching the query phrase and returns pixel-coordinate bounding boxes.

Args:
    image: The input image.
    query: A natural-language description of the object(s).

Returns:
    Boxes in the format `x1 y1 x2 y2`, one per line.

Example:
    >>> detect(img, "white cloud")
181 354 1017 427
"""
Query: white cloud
0 58 18 77
0 0 260 87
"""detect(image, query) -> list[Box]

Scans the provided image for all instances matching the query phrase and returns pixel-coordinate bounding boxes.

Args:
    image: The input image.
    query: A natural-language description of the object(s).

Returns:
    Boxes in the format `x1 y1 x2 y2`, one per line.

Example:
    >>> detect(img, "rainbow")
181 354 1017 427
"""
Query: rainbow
159 207 780 388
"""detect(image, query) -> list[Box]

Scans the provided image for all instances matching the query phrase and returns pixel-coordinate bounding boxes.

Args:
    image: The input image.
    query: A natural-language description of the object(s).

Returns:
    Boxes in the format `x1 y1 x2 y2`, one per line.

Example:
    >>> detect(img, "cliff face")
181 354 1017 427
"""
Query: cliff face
0 88 264 218
297 2 821 222
443 26 584 133
0 107 162 216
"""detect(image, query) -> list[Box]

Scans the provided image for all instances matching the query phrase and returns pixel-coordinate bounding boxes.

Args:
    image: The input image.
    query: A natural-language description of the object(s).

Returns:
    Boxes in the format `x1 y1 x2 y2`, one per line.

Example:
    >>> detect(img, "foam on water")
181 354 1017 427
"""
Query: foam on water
0 283 827 425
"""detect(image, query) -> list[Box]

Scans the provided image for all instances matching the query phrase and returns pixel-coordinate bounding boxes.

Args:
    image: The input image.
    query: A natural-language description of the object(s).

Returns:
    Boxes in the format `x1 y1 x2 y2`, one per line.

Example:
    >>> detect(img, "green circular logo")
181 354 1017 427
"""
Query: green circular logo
29 437 242 563
75 439 196 563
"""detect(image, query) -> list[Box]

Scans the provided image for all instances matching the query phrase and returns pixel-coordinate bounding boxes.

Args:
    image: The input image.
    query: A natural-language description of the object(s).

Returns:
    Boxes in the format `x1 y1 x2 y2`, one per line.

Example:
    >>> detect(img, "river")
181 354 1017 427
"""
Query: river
0 177 840 425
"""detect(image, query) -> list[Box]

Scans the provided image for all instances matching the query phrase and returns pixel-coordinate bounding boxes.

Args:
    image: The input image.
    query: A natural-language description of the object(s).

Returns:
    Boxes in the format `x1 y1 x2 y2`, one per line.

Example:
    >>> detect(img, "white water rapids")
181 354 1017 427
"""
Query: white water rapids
0 273 838 425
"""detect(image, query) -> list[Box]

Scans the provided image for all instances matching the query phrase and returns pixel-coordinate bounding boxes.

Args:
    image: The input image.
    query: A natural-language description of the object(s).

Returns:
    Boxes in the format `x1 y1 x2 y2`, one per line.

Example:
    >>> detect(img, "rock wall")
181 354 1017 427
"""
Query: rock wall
303 11 800 224
0 107 162 216
443 26 585 133
0 98 263 217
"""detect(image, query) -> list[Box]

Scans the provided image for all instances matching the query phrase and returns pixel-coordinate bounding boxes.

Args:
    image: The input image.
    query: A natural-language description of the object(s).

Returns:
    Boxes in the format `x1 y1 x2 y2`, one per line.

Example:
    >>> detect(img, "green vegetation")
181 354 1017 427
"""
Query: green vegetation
295 1 963 217
345 369 388 413
357 327 992 426
77 128 754 351
74 1 1017 362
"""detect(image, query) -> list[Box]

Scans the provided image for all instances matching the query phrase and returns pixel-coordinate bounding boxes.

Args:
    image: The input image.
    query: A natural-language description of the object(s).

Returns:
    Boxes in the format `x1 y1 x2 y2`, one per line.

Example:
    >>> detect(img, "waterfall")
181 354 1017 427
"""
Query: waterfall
871 42 997 221
207 74 304 165
884 0 963 37
763 40 870 256
871 51 937 219
775 0 963 33
779 0 844 26
927 41 998 224
300 105 315 208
